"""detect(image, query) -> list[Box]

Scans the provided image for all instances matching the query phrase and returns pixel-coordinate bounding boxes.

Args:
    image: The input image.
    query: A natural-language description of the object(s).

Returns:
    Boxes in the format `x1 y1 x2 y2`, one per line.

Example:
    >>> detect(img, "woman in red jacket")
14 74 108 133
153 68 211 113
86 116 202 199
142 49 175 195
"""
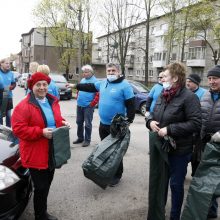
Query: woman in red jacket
12 72 70 220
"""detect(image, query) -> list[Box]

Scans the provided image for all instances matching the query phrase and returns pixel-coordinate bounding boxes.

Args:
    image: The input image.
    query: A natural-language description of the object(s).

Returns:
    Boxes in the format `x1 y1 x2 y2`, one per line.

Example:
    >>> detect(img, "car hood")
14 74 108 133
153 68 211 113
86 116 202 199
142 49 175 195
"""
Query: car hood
0 139 19 166
55 82 68 90
136 92 149 98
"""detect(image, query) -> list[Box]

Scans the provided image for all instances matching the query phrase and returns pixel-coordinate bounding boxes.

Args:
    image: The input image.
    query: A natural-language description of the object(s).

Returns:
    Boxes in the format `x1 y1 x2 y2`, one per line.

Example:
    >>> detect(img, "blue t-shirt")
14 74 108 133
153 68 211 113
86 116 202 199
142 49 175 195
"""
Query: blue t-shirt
194 87 206 100
77 75 97 107
94 79 134 125
37 98 56 129
0 70 15 98
148 83 163 112
48 79 60 99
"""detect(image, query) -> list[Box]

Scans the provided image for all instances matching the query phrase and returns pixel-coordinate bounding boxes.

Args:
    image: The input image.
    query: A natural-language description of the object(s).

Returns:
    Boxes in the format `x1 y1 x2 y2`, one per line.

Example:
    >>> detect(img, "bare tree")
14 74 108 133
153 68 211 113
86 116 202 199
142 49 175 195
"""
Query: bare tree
99 0 143 75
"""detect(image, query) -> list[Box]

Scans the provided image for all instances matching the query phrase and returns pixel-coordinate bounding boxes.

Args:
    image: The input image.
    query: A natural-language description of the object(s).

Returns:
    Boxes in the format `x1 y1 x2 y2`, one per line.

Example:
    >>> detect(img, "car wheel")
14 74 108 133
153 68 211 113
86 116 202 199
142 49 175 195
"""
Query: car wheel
140 102 146 116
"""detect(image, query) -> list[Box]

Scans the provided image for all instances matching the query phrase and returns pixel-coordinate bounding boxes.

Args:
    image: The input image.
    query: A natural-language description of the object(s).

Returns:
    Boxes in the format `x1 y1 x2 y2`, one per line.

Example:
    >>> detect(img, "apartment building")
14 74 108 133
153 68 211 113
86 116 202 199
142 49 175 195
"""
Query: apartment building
92 1 220 86
20 27 91 81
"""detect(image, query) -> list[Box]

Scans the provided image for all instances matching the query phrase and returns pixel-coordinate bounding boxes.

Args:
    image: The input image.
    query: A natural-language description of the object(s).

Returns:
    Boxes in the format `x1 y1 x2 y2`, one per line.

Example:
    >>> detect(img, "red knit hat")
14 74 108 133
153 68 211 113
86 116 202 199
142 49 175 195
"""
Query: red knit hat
28 72 51 90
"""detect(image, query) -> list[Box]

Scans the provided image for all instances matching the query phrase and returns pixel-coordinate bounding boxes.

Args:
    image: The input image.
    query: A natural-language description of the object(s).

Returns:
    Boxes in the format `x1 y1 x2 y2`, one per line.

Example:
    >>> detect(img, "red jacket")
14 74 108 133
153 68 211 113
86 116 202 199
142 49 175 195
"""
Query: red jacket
11 93 64 169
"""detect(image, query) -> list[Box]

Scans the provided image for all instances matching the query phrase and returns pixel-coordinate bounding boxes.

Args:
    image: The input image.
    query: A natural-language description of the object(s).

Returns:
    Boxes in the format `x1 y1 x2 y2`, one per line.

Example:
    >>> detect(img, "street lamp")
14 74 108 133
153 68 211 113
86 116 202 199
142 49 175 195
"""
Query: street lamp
36 27 47 64
68 3 82 75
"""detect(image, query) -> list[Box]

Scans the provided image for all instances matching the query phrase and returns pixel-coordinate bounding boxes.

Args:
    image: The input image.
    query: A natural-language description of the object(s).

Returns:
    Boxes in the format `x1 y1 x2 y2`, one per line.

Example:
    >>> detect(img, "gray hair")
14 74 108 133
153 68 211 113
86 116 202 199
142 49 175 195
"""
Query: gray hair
81 64 93 73
106 63 121 72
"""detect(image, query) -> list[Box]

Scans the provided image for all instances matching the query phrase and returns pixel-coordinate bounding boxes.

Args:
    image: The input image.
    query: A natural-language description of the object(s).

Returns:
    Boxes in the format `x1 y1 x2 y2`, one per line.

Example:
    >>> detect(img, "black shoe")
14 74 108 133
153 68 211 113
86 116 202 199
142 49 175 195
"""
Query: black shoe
82 141 90 147
46 213 58 220
73 139 84 144
109 177 121 187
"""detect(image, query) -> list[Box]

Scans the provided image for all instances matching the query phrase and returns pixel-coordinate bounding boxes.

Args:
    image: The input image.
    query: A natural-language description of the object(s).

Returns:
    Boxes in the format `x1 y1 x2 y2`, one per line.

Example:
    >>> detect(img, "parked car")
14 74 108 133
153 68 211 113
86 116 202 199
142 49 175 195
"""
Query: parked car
12 71 21 82
0 125 32 220
18 73 29 87
49 74 72 100
128 80 150 116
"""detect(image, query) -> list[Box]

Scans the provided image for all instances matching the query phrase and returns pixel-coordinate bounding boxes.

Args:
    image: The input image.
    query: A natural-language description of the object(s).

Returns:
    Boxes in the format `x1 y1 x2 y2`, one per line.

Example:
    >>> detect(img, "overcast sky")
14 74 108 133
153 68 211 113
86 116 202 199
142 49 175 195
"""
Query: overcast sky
0 0 39 59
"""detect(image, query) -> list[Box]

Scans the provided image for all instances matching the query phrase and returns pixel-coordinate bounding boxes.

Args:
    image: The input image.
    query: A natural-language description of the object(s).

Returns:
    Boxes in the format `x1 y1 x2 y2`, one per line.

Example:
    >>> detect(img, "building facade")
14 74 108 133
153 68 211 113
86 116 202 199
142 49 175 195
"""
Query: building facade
92 1 220 86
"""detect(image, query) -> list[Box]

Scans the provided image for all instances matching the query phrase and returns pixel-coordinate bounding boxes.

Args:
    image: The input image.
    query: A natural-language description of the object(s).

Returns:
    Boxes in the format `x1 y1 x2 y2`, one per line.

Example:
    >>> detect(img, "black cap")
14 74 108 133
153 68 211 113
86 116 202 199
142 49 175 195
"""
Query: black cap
187 73 201 85
207 65 220 78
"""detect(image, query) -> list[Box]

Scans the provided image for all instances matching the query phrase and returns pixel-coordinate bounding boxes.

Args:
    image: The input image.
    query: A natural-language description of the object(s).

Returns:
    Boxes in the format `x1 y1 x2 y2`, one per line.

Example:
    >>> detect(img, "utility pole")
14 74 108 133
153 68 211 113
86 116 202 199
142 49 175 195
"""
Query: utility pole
68 2 82 76
44 27 47 64
78 2 82 75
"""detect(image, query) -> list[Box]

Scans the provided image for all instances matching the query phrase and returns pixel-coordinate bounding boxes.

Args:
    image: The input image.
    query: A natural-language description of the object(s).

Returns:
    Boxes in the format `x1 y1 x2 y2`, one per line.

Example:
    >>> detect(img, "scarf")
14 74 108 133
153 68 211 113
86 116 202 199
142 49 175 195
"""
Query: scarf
162 84 181 103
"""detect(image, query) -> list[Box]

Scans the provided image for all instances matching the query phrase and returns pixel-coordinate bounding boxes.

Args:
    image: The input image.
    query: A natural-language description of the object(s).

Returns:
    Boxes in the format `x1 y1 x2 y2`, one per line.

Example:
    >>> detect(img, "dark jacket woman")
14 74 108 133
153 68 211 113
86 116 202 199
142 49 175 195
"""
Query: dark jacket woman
146 62 202 220
146 87 201 155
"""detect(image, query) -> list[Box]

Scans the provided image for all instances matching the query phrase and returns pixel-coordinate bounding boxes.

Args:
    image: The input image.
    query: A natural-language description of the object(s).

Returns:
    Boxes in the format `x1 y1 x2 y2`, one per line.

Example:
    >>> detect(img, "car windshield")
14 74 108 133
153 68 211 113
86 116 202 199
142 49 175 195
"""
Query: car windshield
21 73 29 77
50 75 67 83
0 125 18 145
130 81 149 93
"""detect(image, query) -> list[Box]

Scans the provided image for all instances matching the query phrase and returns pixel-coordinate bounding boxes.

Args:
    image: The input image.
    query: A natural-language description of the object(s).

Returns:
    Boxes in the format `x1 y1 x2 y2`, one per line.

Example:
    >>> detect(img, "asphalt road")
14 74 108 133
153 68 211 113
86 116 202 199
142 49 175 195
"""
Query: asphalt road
13 86 219 220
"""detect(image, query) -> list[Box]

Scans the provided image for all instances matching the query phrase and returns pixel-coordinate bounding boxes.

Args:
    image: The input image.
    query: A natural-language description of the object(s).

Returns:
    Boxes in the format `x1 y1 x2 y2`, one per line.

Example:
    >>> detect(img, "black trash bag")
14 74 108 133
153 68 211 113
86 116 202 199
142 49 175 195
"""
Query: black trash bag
181 142 220 220
82 114 130 189
110 114 129 138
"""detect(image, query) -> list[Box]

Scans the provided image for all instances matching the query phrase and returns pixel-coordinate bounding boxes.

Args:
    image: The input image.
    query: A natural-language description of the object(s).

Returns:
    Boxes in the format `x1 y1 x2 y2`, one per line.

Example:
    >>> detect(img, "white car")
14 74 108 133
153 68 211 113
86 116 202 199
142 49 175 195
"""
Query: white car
18 73 29 87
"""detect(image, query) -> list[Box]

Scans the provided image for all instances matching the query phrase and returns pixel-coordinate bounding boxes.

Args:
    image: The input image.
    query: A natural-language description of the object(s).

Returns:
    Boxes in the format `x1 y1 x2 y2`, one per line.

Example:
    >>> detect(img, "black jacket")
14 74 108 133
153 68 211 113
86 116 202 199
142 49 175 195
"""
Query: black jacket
146 87 202 155
200 91 220 140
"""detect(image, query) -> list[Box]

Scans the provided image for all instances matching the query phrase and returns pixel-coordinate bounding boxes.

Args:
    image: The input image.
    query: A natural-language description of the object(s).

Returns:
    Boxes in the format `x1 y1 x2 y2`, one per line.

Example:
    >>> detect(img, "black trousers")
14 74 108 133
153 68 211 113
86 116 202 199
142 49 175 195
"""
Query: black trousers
29 168 55 220
99 122 123 179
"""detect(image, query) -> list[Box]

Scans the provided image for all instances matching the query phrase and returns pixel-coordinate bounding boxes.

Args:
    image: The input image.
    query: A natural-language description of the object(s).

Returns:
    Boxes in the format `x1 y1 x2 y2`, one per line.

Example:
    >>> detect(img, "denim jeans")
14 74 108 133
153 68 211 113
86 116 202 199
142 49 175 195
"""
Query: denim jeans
76 105 94 142
0 109 11 127
168 153 192 220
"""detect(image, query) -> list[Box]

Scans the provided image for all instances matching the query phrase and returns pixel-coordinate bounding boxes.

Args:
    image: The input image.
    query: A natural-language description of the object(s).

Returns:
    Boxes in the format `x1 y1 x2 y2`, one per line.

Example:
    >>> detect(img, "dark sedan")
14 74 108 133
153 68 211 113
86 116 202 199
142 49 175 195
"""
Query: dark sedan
128 80 150 116
0 125 32 220
50 74 72 100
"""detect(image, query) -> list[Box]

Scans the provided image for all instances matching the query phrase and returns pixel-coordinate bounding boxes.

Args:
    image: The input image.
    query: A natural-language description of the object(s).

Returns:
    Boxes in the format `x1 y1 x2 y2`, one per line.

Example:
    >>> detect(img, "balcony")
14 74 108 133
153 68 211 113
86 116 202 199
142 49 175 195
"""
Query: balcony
186 59 205 67
152 60 166 68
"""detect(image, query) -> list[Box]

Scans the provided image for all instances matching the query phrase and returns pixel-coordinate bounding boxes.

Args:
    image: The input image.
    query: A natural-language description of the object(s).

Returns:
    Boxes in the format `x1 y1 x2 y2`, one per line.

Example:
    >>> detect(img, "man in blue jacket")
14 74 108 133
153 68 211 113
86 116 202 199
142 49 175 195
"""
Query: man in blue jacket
0 59 16 127
75 63 136 186
73 65 99 147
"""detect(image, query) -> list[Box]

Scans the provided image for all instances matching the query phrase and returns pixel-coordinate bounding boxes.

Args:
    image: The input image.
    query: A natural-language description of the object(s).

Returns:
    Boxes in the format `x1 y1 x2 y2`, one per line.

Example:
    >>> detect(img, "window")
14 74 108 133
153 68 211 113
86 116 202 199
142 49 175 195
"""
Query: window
154 53 162 61
162 52 167 61
136 70 141 76
142 70 145 77
160 23 168 31
188 47 205 59
150 26 155 35
170 53 177 60
149 70 153 77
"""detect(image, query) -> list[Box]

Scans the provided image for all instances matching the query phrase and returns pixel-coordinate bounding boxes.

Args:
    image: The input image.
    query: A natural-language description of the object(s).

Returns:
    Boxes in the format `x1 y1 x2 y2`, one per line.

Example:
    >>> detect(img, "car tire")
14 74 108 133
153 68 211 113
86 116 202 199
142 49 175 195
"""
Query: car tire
140 102 146 116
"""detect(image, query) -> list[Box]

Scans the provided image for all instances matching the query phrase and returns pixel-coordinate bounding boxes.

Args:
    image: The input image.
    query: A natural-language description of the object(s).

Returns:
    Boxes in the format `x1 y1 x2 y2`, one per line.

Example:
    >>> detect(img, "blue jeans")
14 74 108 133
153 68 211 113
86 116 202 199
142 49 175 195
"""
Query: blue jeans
168 153 192 220
0 109 11 127
76 105 94 142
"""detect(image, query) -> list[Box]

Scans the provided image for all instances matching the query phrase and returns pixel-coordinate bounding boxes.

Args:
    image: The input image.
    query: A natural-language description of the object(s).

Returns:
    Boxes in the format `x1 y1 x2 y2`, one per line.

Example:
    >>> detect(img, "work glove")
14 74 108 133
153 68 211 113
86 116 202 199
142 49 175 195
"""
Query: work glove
161 135 176 152
211 131 220 143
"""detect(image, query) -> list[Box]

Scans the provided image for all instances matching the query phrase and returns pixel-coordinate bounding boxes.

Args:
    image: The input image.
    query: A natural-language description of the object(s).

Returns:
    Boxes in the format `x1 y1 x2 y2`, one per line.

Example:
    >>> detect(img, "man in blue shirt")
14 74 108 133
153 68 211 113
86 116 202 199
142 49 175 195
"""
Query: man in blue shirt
75 63 136 186
186 73 206 100
73 65 99 147
0 59 16 127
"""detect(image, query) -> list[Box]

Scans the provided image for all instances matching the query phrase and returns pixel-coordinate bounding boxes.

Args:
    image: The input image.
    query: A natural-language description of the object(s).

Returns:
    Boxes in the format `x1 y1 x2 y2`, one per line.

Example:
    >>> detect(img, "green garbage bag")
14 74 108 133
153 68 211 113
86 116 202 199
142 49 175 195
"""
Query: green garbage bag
147 131 169 220
52 126 71 168
82 115 130 189
181 142 220 220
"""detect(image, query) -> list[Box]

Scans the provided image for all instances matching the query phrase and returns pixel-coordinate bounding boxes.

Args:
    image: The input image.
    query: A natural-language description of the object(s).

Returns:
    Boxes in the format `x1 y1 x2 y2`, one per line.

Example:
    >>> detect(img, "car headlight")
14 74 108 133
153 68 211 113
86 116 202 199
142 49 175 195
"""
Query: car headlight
0 165 20 190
